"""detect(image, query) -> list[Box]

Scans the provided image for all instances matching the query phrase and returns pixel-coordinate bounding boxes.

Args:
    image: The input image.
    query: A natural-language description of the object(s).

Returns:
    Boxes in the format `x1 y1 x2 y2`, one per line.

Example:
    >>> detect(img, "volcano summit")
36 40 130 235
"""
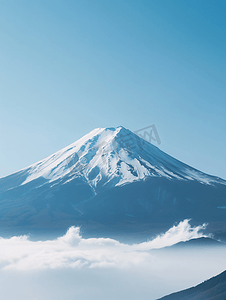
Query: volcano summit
0 126 226 239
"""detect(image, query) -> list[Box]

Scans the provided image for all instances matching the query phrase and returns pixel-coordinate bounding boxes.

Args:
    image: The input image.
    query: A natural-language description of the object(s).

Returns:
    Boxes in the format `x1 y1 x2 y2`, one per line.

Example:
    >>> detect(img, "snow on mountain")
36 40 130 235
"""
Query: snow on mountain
1 126 226 239
10 126 225 192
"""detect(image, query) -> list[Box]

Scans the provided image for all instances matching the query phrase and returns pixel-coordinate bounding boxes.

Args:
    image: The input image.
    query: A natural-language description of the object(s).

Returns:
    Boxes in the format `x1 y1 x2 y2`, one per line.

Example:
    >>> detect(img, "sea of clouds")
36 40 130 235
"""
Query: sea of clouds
0 219 206 270
0 220 226 300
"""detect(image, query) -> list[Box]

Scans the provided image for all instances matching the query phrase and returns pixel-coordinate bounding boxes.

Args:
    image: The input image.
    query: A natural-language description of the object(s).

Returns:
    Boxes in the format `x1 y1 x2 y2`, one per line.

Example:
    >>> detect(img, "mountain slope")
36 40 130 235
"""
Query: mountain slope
159 237 226 250
158 270 226 300
0 126 226 237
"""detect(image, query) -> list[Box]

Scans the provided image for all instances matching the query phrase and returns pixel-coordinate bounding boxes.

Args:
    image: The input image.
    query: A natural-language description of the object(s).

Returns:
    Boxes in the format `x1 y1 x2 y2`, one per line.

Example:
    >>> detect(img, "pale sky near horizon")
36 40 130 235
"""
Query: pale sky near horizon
0 0 226 179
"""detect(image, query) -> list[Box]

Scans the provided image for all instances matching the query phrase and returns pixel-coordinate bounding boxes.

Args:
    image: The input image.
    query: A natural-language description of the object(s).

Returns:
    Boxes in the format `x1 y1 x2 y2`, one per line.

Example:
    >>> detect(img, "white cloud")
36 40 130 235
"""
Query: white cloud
135 219 207 250
0 219 207 271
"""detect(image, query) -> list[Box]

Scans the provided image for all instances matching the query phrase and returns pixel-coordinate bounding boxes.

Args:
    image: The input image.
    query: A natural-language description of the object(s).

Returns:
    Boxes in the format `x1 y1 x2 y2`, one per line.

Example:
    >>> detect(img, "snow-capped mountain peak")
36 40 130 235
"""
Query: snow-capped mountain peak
7 126 225 191
1 126 226 238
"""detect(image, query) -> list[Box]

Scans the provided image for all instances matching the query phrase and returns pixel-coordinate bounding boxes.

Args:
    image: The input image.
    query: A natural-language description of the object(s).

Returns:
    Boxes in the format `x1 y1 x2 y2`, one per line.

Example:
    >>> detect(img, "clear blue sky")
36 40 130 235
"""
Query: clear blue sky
0 0 226 180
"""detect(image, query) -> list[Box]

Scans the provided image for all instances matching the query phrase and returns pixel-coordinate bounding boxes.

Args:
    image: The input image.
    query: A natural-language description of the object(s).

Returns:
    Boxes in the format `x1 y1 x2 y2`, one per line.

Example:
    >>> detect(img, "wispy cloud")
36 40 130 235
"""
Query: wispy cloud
136 219 207 250
0 220 207 271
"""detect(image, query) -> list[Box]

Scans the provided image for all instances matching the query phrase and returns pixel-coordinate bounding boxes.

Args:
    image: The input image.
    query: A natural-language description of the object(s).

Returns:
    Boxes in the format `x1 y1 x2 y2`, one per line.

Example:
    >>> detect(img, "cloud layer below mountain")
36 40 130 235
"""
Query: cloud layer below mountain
0 219 206 270
1 220 226 300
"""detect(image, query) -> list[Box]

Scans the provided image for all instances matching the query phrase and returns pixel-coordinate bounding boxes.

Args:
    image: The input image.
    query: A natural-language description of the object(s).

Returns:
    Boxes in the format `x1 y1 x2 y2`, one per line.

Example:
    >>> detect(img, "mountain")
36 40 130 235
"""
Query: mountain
0 126 226 238
159 237 226 250
158 269 226 300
